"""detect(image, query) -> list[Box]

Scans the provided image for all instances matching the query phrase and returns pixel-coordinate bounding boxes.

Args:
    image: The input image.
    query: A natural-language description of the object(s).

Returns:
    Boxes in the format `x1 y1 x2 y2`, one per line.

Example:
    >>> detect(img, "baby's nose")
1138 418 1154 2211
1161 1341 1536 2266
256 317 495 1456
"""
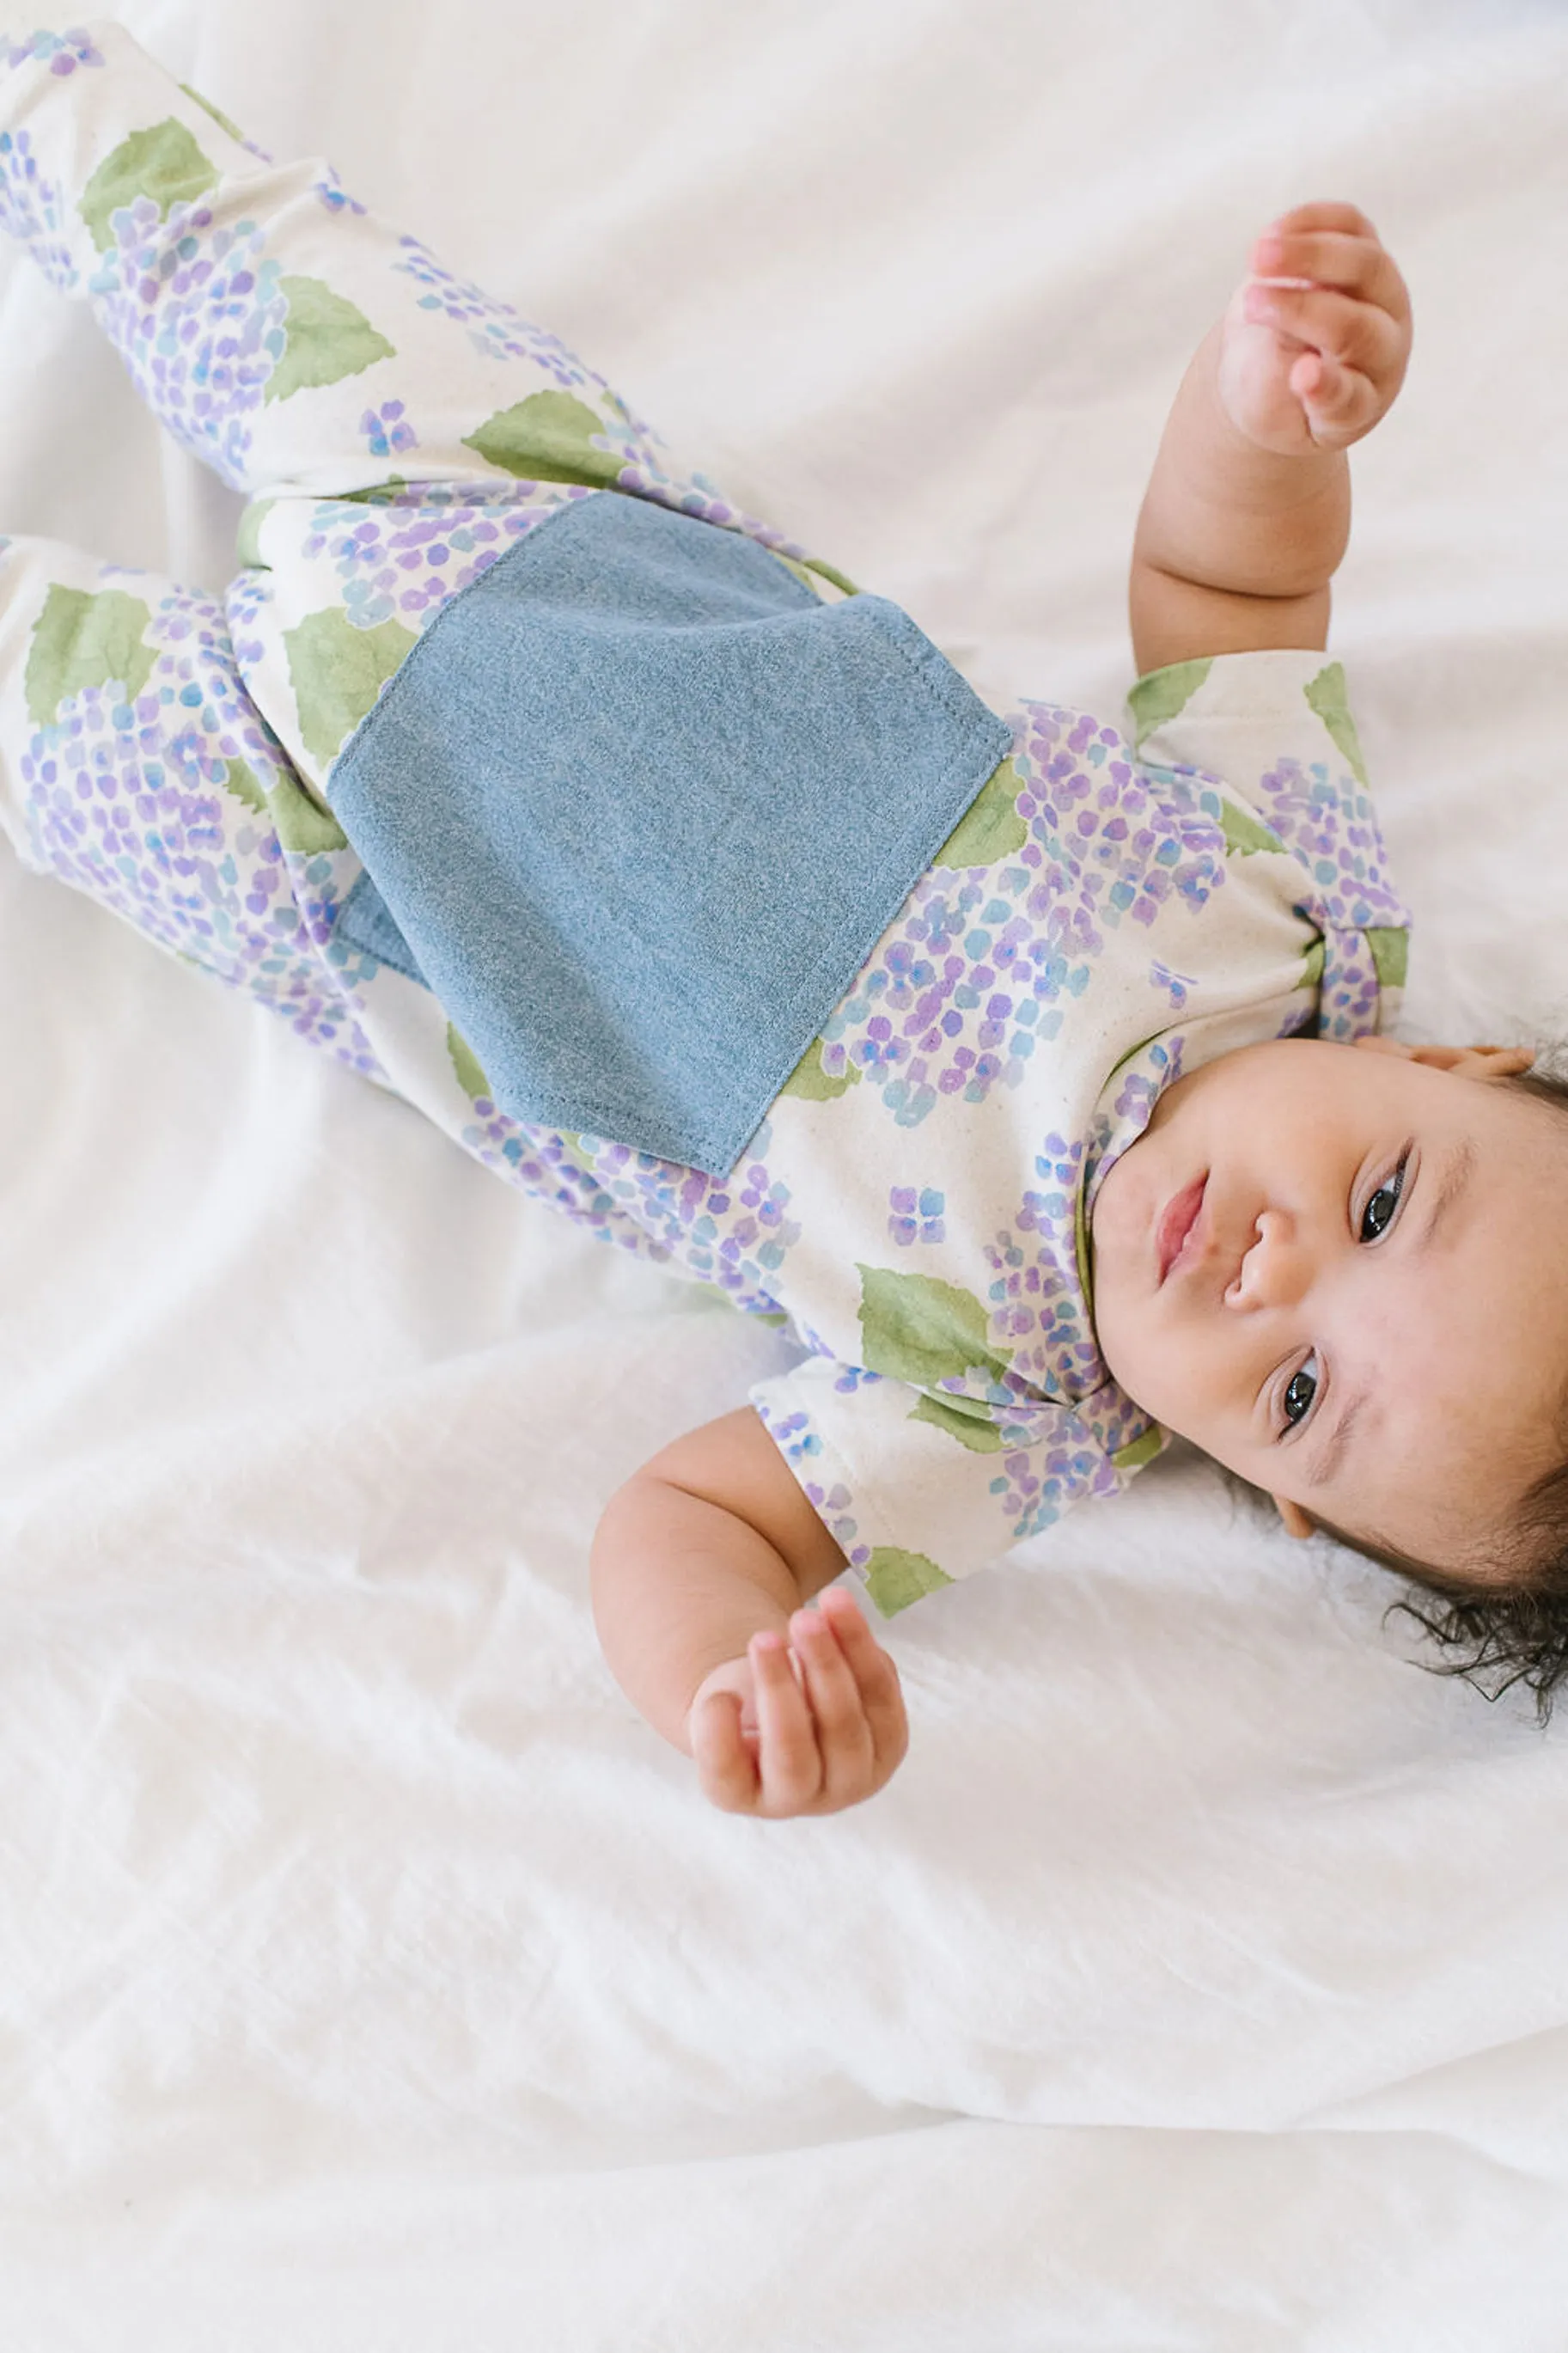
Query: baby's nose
1225 1208 1308 1308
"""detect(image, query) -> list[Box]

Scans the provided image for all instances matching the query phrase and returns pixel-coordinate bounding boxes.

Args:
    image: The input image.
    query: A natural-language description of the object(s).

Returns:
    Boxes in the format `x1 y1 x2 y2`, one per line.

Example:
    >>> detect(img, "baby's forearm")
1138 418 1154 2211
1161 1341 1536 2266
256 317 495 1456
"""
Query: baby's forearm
591 1411 900 1818
590 1470 806 1754
1132 320 1348 657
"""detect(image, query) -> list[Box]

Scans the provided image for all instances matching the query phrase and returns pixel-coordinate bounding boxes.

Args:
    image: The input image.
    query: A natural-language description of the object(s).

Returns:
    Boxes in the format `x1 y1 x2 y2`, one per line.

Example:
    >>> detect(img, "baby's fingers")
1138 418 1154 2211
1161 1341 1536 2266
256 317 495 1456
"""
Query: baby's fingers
1288 349 1377 448
817 1586 909 1776
790 1606 874 1801
1266 198 1381 244
1252 222 1409 327
750 1629 828 1812
691 1687 762 1813
694 1600 908 1818
1242 282 1404 384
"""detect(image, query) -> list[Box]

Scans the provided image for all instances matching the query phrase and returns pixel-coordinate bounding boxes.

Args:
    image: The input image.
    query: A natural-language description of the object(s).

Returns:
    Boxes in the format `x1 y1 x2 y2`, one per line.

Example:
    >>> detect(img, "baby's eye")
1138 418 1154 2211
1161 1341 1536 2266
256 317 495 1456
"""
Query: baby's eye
1359 1150 1410 1244
1281 1354 1319 1430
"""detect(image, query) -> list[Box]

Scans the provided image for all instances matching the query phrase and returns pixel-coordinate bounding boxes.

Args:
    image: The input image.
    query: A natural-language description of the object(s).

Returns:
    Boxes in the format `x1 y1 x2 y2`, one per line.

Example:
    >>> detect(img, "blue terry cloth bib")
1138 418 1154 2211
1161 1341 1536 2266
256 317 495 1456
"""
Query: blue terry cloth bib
328 491 1012 1176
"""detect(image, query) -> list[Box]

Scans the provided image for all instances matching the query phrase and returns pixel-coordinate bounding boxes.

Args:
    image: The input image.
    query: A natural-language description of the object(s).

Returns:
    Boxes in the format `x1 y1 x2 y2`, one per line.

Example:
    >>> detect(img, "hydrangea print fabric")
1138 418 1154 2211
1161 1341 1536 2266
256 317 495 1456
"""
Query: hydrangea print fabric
15 559 384 1079
0 24 1410 1612
0 17 835 1282
745 653 1409 1611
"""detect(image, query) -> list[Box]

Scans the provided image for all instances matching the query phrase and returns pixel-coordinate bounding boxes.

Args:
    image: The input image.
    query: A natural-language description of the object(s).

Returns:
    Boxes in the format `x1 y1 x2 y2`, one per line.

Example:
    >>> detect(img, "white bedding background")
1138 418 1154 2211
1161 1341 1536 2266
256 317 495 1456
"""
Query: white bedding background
2 3 1566 2345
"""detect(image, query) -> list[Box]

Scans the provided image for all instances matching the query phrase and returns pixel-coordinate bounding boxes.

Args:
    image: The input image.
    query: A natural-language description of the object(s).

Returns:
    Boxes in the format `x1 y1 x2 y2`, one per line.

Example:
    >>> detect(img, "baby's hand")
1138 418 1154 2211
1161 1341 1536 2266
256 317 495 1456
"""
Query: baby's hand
686 1585 908 1818
1217 201 1412 456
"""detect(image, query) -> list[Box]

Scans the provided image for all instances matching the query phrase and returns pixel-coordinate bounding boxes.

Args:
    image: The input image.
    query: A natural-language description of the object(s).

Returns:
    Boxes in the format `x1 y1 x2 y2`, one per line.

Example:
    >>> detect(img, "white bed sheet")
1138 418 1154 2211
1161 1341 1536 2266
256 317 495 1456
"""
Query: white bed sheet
3 2 1567 2345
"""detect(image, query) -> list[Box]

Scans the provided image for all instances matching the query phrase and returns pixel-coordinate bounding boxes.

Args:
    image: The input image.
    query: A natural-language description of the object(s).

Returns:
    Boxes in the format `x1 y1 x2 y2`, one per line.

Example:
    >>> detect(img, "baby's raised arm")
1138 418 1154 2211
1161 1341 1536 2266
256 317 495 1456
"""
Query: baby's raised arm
1131 201 1412 675
591 1409 908 1818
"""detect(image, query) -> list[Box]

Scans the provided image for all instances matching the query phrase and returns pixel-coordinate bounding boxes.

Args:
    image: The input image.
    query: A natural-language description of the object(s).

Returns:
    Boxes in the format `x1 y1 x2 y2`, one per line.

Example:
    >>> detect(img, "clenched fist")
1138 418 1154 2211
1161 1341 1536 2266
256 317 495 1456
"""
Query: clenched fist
1218 200 1412 456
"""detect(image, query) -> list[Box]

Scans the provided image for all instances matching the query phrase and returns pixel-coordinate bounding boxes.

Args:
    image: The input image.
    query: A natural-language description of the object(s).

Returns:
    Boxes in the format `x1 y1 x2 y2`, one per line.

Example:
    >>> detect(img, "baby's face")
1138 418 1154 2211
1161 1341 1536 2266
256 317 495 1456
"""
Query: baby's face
1089 1036 1568 1570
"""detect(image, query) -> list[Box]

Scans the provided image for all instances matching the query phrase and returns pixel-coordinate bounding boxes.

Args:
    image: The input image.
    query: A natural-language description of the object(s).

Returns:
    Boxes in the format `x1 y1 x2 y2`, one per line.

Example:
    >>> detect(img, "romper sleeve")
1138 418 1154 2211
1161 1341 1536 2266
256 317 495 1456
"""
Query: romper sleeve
749 1329 1159 1620
1126 647 1412 1037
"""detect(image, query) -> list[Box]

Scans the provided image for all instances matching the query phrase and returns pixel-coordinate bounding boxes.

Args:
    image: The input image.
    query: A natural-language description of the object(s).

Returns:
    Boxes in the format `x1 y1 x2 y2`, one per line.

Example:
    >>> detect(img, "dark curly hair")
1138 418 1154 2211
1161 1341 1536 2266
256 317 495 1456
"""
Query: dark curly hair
1316 1060 1568 1723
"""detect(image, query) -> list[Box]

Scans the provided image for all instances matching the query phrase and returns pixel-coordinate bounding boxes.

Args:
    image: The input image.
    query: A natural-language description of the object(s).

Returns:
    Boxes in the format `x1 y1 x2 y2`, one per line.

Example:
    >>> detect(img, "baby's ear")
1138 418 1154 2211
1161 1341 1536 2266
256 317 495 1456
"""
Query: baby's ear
1352 1036 1534 1080
1272 1494 1316 1540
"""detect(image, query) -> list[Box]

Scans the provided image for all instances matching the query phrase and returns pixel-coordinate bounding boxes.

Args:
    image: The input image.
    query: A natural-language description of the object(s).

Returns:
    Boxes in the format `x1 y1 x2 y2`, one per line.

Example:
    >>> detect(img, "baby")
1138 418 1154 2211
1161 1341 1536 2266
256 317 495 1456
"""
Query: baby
1 25 1561 1823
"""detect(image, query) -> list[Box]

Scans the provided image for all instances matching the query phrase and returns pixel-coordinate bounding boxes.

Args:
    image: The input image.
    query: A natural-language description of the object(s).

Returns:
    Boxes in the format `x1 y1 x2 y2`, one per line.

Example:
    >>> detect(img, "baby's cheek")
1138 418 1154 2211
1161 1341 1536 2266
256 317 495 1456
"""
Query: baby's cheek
1091 1281 1161 1414
1102 1310 1229 1457
1088 1158 1149 1299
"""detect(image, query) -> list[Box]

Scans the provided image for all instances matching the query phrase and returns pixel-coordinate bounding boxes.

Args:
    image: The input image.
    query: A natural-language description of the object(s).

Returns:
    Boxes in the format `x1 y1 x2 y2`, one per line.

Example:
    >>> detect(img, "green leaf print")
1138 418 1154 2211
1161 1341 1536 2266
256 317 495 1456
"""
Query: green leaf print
1111 1426 1165 1473
1301 938 1326 990
217 755 267 815
1365 926 1409 990
235 498 276 569
272 779 348 856
218 755 347 855
909 1392 1005 1452
265 277 396 405
447 1023 491 1101
461 391 625 487
25 584 155 724
78 119 218 252
765 547 861 600
800 557 861 597
780 1037 862 1102
932 755 1028 869
767 550 826 600
1218 798 1284 857
284 608 418 769
338 478 411 508
178 82 248 147
1075 1183 1094 1312
863 1546 955 1617
1127 657 1213 749
1303 661 1369 789
857 1264 1011 1387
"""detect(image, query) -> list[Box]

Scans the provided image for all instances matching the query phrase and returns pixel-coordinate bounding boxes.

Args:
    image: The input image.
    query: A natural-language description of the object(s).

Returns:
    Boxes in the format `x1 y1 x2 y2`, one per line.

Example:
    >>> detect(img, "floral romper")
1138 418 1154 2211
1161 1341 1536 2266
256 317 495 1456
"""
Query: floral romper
0 22 1411 1614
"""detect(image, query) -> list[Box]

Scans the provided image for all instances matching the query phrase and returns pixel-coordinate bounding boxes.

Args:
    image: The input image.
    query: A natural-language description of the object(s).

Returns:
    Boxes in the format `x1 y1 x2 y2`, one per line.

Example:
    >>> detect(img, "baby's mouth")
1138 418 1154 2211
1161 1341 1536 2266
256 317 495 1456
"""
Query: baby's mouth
1156 1174 1208 1285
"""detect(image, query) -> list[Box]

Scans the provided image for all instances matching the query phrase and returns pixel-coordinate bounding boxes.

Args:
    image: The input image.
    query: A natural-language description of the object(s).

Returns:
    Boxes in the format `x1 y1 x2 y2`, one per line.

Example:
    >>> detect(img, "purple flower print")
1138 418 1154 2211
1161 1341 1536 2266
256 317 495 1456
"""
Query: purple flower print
0 28 103 74
0 126 76 288
86 199 291 487
820 701 1229 1124
888 1186 946 1247
20 579 383 1081
298 481 583 632
358 400 418 459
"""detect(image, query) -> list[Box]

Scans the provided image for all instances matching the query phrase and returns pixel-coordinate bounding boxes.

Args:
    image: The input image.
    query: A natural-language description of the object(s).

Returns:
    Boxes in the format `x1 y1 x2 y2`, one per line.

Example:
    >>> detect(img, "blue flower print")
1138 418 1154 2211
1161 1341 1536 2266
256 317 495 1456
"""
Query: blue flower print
888 1185 946 1247
358 399 418 459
